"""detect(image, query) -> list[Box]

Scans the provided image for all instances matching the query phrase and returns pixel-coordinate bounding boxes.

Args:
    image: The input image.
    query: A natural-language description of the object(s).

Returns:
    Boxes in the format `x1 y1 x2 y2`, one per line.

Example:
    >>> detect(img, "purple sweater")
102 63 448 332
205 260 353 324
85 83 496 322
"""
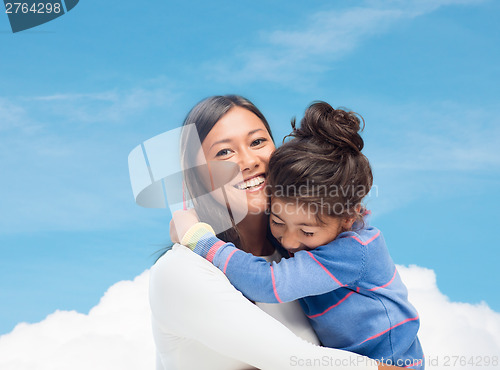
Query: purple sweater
183 218 424 369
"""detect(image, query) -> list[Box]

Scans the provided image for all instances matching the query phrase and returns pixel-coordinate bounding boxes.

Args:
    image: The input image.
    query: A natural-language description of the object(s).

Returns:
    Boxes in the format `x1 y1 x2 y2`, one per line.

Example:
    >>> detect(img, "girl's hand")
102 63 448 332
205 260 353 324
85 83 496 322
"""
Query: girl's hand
169 208 199 244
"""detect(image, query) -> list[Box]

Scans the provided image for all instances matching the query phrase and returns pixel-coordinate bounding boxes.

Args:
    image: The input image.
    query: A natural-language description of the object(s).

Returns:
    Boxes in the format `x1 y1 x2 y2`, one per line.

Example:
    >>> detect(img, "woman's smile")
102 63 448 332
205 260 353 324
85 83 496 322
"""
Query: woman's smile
233 174 266 192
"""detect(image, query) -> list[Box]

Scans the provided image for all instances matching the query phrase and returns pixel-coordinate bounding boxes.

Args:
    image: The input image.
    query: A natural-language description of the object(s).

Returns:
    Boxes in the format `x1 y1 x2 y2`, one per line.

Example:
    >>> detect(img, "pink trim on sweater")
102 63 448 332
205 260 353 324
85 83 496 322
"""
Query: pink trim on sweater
307 291 356 318
349 230 381 245
222 249 237 274
359 316 419 345
305 251 344 287
368 268 398 292
270 265 283 303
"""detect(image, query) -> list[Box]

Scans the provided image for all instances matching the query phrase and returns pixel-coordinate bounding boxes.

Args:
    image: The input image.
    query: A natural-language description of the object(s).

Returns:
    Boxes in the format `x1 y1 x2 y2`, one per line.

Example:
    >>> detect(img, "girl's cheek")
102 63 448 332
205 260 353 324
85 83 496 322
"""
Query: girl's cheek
270 226 280 240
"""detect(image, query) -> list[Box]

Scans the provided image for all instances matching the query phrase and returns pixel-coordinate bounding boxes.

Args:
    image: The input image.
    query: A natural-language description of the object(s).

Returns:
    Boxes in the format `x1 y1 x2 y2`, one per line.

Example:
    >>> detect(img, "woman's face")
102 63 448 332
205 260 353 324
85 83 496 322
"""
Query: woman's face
199 106 275 218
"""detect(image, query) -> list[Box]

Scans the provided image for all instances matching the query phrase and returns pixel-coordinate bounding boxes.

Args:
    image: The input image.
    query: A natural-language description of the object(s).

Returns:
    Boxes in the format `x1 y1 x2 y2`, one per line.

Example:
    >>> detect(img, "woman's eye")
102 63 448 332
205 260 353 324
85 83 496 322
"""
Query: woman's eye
251 138 267 147
271 219 284 227
302 230 314 237
215 148 232 157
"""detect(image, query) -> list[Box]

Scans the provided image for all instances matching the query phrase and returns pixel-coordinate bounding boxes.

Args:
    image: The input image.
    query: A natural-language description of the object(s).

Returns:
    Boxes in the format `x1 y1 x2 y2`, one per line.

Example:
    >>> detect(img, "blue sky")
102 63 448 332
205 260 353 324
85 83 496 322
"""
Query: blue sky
1 0 499 335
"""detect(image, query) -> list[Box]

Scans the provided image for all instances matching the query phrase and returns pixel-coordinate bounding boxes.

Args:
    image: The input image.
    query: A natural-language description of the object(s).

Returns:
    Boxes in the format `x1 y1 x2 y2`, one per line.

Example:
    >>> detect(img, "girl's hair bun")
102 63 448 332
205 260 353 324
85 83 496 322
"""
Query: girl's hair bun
268 100 373 224
291 101 365 155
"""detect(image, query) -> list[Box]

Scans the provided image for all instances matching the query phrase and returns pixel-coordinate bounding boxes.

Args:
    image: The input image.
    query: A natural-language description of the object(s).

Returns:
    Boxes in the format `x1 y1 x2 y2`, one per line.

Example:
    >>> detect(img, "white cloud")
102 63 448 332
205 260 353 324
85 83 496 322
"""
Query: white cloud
0 265 498 369
31 92 118 102
398 265 500 368
0 271 155 370
28 85 178 124
207 0 486 85
0 97 42 134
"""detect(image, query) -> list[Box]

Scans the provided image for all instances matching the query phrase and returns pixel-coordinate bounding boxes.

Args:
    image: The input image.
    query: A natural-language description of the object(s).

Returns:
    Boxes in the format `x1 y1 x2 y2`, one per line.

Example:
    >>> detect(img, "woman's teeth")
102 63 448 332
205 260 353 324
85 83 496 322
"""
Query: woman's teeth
234 175 265 190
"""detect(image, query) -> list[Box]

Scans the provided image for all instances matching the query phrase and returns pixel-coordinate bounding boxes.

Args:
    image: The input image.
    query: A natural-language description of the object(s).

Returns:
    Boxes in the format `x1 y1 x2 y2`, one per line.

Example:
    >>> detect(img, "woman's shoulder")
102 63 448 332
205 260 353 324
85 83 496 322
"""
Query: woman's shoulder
150 244 225 289
149 244 238 305
153 243 210 269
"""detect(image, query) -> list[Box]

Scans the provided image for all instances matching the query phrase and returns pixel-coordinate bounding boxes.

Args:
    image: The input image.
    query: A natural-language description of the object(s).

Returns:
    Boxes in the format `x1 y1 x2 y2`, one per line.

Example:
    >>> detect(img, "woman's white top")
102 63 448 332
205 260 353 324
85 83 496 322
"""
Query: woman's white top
149 244 376 370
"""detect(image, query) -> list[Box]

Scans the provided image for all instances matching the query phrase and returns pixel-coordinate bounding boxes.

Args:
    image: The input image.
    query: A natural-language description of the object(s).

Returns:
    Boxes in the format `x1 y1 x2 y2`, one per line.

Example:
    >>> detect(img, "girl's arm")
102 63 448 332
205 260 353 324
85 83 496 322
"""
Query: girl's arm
150 244 376 370
182 223 365 303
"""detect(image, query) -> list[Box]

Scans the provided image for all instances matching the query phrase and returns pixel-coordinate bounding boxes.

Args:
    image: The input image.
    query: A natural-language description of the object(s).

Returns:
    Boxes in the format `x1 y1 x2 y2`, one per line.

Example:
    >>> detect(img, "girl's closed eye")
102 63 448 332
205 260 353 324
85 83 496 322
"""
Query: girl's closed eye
302 230 314 237
271 219 284 227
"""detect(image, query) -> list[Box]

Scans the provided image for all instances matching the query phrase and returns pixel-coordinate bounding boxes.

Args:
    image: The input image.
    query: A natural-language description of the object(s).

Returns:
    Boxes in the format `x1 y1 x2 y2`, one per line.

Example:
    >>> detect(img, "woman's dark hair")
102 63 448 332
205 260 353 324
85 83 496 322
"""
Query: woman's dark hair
181 95 274 248
267 101 373 226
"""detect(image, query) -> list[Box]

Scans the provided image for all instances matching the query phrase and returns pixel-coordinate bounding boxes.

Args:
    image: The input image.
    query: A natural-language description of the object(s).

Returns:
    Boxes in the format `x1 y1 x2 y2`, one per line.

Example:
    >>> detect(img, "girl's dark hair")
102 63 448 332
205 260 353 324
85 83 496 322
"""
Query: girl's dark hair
181 95 274 248
267 101 372 225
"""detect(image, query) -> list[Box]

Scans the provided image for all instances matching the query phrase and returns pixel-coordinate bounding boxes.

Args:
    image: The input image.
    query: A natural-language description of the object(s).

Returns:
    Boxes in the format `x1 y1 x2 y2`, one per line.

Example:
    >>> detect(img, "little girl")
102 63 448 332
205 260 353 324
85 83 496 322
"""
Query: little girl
178 102 424 369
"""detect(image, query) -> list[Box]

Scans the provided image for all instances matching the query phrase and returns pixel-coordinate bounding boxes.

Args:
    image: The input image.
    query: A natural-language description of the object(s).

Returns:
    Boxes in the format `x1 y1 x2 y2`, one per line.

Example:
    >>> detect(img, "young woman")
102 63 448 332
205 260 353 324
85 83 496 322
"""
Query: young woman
149 95 379 370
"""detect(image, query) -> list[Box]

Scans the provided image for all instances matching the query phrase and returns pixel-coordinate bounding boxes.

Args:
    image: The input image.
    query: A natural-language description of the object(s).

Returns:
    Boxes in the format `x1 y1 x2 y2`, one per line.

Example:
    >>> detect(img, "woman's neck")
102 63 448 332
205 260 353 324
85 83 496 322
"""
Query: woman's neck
237 213 274 256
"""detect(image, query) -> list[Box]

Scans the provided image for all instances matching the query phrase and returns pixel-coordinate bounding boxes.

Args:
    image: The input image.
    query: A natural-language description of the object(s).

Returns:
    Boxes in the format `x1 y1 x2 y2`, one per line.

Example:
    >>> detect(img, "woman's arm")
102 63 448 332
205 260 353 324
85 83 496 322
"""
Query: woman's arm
150 244 376 370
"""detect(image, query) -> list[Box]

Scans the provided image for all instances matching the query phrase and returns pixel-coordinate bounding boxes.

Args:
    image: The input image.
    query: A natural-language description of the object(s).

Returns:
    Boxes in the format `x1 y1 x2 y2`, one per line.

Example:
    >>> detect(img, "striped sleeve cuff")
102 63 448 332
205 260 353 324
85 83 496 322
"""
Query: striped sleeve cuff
180 222 231 263
181 222 216 250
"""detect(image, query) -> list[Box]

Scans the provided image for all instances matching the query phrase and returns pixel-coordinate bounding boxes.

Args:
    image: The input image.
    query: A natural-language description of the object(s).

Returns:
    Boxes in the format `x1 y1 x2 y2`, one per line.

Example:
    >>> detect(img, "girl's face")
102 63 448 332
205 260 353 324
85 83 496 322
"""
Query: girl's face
199 106 275 217
269 198 354 254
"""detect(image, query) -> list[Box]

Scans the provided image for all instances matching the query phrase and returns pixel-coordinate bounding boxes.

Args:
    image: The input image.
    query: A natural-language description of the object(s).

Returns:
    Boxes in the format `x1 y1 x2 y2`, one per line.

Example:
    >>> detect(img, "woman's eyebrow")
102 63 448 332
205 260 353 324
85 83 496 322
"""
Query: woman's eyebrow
209 129 265 150
210 138 232 150
248 128 265 136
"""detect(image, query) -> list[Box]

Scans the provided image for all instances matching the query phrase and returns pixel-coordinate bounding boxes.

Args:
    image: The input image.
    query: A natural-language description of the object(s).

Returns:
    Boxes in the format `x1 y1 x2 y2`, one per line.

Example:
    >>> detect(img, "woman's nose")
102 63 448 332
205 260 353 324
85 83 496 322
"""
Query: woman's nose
238 148 259 172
